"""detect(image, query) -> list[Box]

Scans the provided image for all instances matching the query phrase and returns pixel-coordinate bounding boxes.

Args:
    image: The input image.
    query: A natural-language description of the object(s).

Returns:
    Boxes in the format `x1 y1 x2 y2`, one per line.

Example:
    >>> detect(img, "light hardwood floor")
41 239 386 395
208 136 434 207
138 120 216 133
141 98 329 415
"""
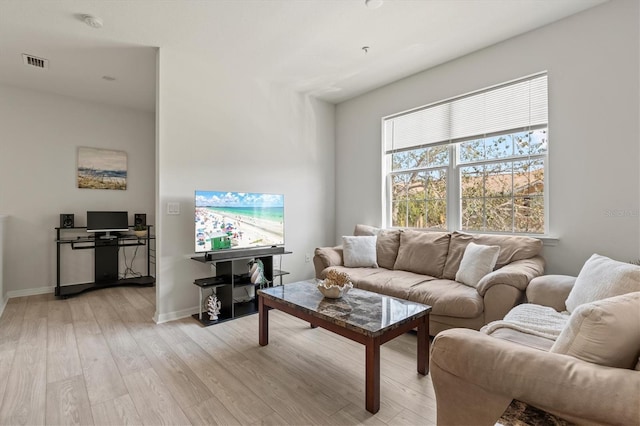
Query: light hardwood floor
0 286 437 425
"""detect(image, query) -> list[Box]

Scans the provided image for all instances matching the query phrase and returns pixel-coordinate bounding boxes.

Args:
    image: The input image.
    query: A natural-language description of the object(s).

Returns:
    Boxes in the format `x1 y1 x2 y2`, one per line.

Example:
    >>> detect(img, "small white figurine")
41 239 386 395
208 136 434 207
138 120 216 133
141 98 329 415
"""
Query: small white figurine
249 259 270 288
206 294 221 321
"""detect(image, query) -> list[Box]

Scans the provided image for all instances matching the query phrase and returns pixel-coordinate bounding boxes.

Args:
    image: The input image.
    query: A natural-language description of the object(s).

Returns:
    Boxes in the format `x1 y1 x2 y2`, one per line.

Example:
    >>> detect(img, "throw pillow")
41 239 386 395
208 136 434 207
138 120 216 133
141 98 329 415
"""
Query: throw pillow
393 230 450 277
353 224 380 236
441 231 542 280
455 242 501 288
376 229 401 270
342 236 378 268
565 254 640 313
550 292 640 369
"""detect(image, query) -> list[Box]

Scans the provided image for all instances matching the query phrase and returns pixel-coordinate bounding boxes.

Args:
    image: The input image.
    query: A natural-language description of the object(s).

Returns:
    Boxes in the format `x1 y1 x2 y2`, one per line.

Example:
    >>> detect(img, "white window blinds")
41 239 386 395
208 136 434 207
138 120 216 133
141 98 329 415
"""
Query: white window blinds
384 73 548 153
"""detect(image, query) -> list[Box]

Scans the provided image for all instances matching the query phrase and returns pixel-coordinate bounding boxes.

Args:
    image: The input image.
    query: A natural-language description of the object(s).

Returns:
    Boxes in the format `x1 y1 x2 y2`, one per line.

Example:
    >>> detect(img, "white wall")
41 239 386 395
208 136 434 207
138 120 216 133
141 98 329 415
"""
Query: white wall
155 49 335 322
0 84 155 296
335 0 639 276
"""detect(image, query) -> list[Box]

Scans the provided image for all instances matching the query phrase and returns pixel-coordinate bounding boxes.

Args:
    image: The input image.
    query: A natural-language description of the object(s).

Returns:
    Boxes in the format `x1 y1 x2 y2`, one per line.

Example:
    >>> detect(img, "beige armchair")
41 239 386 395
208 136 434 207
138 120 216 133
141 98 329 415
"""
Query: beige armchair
430 273 640 426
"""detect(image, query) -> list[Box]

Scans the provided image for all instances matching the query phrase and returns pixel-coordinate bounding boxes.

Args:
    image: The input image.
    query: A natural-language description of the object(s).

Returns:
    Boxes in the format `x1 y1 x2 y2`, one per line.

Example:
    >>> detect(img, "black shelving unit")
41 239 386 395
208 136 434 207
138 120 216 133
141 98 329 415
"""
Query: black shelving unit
55 225 155 298
191 249 291 326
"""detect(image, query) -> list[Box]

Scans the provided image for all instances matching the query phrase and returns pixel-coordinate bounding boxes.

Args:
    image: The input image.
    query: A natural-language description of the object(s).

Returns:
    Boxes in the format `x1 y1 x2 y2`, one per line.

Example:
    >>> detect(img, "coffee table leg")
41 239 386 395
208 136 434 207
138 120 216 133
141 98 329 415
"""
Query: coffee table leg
365 336 381 414
259 295 268 346
417 315 429 375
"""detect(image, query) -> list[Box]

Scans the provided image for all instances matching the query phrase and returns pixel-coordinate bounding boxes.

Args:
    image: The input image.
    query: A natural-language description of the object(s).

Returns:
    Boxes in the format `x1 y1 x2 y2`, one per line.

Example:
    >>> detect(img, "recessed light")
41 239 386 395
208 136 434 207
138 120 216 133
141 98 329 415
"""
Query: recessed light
102 76 116 81
365 0 383 9
82 14 103 29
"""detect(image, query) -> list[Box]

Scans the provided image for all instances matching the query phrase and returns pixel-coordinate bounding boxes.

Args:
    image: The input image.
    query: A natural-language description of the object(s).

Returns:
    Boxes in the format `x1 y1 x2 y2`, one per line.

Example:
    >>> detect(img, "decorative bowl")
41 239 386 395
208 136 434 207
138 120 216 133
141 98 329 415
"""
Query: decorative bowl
317 280 353 299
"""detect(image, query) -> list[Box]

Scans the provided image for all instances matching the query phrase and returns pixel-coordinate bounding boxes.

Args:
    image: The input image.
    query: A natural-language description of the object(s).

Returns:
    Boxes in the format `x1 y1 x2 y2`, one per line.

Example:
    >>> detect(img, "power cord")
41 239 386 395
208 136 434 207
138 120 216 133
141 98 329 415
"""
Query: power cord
122 245 142 278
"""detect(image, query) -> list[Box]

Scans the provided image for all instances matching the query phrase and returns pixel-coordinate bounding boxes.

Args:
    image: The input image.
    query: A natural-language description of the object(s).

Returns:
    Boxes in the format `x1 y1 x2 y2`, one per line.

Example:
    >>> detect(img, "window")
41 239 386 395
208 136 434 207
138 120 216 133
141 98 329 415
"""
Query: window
383 73 548 234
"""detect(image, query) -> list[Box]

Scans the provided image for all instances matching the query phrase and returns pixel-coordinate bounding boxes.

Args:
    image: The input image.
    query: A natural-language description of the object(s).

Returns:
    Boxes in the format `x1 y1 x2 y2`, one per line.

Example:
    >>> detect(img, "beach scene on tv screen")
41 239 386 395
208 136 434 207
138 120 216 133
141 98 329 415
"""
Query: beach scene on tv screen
195 191 284 252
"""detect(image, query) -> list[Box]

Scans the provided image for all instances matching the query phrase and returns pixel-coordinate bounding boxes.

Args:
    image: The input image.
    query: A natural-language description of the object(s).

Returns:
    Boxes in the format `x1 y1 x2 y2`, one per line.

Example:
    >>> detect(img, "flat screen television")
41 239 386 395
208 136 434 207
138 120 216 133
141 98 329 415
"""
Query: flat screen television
87 211 129 239
195 191 284 253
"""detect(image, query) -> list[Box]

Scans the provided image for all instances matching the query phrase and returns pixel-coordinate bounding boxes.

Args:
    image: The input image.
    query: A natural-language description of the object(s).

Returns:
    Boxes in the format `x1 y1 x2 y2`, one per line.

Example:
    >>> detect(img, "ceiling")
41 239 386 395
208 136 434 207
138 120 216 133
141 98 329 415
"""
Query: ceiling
0 0 606 113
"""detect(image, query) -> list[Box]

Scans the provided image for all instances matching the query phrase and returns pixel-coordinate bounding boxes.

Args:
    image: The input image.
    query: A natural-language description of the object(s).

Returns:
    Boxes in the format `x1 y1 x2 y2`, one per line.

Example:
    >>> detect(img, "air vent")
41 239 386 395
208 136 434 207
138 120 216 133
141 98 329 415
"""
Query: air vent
22 54 49 69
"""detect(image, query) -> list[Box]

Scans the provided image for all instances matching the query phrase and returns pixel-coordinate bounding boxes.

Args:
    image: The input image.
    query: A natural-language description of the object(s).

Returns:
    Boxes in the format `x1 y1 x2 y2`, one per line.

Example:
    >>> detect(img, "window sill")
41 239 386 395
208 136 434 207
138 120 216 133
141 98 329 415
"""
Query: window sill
452 229 560 246
536 236 559 246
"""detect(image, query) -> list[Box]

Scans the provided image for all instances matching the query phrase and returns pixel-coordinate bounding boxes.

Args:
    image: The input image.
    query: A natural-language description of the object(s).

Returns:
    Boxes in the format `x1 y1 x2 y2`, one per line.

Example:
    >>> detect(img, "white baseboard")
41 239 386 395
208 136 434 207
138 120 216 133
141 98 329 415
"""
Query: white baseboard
154 306 199 324
6 286 55 299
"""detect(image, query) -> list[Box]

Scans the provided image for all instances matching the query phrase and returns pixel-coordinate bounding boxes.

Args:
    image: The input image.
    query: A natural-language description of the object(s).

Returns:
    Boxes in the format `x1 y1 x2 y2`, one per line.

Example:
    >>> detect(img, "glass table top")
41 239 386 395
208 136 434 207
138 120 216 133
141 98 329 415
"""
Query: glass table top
258 280 431 337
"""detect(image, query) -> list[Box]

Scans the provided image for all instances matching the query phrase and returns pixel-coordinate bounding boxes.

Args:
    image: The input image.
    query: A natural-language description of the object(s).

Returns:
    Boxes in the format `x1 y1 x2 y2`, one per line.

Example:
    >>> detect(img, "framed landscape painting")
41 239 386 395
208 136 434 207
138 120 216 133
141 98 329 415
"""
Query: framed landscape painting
77 147 127 190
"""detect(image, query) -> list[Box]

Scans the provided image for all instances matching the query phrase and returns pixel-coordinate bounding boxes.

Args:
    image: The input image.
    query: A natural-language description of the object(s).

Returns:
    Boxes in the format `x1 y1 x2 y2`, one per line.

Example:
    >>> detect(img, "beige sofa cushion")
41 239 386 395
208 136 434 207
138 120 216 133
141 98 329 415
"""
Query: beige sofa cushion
565 253 640 313
315 246 343 268
321 266 384 282
376 229 401 270
409 279 484 318
356 269 434 300
353 224 379 236
551 292 640 369
393 230 450 278
442 231 543 280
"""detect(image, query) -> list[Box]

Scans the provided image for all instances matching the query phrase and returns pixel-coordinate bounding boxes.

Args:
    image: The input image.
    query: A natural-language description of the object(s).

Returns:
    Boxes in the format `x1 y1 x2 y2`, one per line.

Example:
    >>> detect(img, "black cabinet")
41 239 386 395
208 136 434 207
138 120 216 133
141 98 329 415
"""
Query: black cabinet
191 249 291 326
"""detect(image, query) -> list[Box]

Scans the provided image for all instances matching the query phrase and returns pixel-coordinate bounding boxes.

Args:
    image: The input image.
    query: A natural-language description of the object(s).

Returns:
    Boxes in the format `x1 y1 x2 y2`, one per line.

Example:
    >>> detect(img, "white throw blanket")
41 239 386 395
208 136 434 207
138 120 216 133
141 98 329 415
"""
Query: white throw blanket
482 303 570 340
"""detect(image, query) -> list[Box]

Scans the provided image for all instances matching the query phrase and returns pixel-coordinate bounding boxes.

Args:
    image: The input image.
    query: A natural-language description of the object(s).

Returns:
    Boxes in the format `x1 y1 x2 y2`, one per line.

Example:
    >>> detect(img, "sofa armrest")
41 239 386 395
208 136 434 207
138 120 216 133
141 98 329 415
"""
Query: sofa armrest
476 256 545 296
431 329 640 426
313 246 343 278
526 275 575 311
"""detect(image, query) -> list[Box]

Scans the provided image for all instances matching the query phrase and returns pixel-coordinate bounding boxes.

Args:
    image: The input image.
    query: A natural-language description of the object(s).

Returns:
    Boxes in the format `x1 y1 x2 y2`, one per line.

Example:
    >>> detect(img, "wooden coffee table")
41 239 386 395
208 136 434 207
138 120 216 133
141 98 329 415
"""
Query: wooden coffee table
258 280 431 414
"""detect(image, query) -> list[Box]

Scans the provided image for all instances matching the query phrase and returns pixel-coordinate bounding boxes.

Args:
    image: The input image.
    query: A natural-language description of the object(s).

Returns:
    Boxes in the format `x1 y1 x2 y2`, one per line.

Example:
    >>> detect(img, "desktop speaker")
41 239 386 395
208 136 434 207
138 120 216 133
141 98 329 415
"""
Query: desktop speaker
134 213 146 227
60 214 74 228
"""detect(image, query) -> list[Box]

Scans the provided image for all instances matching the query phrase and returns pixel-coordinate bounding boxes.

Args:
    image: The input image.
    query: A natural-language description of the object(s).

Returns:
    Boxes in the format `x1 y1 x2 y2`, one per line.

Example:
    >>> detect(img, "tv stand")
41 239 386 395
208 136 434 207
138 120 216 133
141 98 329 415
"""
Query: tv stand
55 226 155 298
191 249 291 326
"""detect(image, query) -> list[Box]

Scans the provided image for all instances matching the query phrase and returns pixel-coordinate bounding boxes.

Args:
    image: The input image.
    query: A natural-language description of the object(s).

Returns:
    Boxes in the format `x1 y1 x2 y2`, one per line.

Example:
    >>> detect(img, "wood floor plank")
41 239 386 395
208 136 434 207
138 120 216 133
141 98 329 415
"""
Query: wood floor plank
330 403 388 426
24 293 54 319
387 405 436 425
184 396 242 426
88 294 151 376
0 328 47 425
0 297 27 351
0 348 16 417
171 339 275 424
47 323 83 384
178 318 250 363
154 317 194 346
250 411 288 426
115 286 154 312
123 367 191 426
68 298 102 337
136 332 213 410
103 289 156 340
220 317 354 416
47 298 73 325
135 286 156 305
266 311 406 423
91 394 142 426
45 375 94 426
75 331 128 405
219 353 334 425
